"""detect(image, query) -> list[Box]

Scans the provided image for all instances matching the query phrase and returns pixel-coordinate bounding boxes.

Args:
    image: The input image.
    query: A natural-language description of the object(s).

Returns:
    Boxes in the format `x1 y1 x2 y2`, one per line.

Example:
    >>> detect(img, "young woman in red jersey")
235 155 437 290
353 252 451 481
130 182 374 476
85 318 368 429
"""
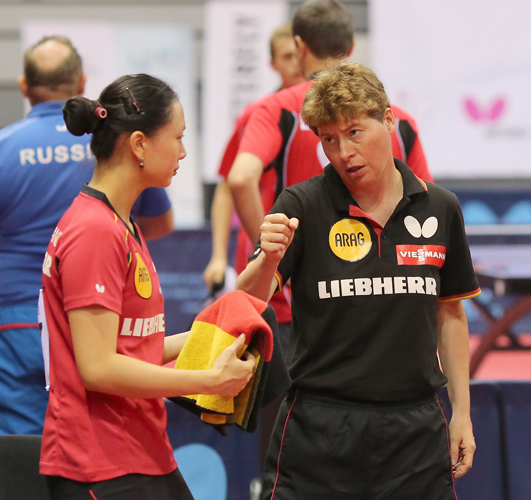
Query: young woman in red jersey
40 74 255 500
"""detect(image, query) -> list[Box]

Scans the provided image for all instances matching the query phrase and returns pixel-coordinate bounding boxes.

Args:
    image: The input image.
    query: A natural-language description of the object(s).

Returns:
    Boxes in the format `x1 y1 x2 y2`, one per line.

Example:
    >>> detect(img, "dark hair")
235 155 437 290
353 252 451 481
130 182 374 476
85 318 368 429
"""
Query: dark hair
24 35 83 89
293 0 353 60
63 74 178 160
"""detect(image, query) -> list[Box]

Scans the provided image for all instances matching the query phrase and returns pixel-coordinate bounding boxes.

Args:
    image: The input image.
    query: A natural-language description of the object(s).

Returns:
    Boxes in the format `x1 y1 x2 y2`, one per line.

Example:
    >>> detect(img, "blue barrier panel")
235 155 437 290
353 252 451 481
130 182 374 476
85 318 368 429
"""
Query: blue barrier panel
449 188 531 222
438 382 505 500
165 400 262 500
496 381 531 500
147 229 237 335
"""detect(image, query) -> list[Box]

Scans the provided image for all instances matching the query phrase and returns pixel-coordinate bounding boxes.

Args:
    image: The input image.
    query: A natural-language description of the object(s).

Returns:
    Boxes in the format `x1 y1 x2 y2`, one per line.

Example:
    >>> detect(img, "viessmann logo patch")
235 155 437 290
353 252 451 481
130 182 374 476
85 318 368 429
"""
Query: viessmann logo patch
396 245 446 267
329 219 372 262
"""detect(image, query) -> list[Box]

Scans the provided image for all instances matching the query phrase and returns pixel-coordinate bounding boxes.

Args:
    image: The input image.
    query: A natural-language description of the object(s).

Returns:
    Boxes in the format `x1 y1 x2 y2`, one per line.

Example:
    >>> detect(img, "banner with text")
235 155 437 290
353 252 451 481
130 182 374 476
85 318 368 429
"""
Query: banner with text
202 0 289 182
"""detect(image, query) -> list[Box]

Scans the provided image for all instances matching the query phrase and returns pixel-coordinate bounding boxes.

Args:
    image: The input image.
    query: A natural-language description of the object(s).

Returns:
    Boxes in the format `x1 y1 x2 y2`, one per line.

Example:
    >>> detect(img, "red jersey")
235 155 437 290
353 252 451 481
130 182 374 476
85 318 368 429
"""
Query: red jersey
218 95 291 323
218 96 291 323
218 95 280 227
40 186 176 482
218 94 271 179
390 105 431 182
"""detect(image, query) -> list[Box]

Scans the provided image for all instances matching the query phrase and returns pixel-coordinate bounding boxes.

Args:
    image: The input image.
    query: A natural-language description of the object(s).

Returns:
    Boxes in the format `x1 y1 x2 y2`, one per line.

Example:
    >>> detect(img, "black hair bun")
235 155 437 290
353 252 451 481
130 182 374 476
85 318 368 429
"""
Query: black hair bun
62 96 100 136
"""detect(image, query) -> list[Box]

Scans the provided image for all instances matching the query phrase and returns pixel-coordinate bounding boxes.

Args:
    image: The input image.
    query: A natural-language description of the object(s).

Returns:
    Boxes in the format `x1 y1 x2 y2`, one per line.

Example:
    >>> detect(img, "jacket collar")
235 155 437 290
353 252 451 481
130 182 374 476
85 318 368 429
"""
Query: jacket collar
27 100 66 118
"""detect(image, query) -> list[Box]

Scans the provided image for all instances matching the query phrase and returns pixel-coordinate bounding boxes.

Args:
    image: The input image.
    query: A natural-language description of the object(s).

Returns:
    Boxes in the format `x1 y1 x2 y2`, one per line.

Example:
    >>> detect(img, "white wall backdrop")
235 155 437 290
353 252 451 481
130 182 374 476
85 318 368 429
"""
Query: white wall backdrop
22 20 201 227
370 0 531 179
202 0 289 182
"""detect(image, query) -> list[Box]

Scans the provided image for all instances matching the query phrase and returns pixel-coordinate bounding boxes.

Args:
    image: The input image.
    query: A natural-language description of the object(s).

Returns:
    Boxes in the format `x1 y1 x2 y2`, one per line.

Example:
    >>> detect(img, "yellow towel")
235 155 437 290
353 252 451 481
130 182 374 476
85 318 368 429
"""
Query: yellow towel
173 290 274 431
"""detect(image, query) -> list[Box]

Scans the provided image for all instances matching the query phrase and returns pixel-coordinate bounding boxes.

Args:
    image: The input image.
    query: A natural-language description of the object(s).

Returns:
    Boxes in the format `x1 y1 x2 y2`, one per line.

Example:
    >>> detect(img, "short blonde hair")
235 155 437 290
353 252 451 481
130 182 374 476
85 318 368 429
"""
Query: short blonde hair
301 62 390 132
270 22 293 59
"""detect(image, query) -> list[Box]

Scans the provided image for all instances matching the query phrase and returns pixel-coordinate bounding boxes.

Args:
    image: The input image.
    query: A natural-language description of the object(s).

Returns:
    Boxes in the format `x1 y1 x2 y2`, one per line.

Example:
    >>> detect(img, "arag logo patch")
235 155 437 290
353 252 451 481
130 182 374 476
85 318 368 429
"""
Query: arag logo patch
329 219 372 262
134 253 152 299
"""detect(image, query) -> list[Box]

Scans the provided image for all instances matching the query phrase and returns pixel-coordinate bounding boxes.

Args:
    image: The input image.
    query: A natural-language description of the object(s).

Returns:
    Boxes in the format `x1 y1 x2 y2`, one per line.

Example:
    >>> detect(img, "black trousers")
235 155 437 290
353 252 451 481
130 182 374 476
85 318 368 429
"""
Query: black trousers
262 391 457 500
46 468 194 500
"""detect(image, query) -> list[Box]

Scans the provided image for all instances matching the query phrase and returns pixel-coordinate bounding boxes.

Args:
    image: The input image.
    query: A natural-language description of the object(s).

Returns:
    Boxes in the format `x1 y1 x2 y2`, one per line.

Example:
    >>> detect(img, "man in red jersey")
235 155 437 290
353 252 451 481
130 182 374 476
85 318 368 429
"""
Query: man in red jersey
203 23 304 295
227 0 433 357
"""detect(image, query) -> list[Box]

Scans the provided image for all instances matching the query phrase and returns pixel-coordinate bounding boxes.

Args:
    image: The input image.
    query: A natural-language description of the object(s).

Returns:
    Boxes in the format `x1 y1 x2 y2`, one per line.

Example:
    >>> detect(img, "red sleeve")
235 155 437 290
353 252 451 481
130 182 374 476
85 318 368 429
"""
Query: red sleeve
238 96 284 167
391 105 434 183
406 136 433 183
217 97 270 178
218 127 242 178
60 220 128 314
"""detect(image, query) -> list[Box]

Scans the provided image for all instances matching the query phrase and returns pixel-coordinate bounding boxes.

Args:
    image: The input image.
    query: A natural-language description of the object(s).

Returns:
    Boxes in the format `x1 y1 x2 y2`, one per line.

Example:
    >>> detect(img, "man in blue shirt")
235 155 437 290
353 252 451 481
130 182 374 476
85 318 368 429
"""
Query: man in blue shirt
0 35 173 434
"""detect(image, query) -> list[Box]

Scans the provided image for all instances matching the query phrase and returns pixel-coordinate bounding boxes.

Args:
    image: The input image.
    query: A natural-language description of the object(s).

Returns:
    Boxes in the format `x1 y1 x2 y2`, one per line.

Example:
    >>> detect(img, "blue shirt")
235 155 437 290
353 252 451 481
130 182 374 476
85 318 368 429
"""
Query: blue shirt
0 101 171 307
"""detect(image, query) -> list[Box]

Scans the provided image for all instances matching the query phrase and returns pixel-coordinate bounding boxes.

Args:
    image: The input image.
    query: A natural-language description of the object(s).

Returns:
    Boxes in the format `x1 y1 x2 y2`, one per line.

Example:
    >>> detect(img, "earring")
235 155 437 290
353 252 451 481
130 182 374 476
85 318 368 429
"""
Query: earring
140 158 144 169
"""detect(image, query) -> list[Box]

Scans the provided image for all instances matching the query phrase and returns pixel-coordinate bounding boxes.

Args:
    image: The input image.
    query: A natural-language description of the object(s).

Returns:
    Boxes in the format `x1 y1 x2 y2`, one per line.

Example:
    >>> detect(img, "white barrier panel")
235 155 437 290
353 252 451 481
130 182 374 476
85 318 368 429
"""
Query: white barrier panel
202 0 289 183
21 21 115 103
370 0 531 179
115 25 200 228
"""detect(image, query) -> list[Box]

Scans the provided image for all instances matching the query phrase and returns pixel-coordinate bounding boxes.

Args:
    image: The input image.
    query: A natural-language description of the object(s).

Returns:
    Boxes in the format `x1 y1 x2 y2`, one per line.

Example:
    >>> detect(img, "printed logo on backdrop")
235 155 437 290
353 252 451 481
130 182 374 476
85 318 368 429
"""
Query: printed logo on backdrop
229 13 261 121
464 98 505 123
463 96 525 138
329 219 372 262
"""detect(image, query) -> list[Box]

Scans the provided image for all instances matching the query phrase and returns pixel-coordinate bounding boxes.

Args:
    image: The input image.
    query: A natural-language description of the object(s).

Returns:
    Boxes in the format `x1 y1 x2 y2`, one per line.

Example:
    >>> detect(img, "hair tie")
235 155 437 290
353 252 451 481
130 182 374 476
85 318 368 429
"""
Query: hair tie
95 106 107 119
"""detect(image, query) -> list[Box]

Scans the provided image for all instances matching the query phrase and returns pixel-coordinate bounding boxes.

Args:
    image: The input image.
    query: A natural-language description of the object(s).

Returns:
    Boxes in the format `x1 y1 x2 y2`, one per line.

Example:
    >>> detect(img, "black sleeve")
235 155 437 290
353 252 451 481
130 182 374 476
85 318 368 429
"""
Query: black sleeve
247 187 303 288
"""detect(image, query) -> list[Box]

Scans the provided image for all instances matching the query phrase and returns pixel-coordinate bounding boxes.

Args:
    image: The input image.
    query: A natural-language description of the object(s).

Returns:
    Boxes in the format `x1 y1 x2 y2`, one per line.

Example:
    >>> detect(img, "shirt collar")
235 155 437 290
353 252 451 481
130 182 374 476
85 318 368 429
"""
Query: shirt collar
323 158 429 216
81 184 115 212
81 185 142 243
27 100 66 118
